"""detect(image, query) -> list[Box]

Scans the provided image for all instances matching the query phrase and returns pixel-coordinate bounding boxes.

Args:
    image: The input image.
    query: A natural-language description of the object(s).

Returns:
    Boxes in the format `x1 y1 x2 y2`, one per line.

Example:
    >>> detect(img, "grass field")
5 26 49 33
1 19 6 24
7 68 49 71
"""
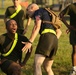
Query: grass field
0 0 73 75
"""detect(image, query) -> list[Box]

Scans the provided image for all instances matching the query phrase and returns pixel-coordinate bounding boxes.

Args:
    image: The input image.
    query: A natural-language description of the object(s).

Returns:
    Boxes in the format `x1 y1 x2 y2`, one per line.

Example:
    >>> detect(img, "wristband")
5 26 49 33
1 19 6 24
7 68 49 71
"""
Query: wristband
28 41 32 44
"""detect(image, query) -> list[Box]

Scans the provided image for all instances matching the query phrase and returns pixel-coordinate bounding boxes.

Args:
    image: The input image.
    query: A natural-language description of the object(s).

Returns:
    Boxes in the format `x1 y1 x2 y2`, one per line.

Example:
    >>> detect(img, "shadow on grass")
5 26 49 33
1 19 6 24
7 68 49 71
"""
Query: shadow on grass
53 66 71 75
54 69 70 75
42 68 70 75
42 64 71 75
0 66 71 75
21 65 33 75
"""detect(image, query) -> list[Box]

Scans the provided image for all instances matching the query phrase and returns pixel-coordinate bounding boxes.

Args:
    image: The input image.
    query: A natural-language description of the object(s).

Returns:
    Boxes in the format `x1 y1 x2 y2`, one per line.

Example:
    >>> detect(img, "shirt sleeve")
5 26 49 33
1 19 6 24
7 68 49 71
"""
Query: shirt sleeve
5 7 10 18
34 10 42 20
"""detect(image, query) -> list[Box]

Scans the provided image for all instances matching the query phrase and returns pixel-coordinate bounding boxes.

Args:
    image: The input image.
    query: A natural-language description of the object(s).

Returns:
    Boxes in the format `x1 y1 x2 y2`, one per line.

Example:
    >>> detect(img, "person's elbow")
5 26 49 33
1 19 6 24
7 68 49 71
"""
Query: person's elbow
59 12 64 20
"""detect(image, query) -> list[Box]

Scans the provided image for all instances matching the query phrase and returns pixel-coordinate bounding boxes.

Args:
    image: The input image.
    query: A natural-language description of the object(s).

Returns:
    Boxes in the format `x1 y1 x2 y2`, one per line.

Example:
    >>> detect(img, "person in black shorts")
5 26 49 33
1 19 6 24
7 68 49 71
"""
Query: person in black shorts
22 3 62 75
59 2 76 75
0 19 32 75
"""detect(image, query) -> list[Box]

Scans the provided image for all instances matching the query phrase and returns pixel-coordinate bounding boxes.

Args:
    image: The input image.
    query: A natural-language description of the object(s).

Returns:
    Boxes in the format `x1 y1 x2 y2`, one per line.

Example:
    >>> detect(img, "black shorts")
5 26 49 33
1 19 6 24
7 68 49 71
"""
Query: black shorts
1 59 21 75
35 33 58 59
1 60 13 74
70 31 76 45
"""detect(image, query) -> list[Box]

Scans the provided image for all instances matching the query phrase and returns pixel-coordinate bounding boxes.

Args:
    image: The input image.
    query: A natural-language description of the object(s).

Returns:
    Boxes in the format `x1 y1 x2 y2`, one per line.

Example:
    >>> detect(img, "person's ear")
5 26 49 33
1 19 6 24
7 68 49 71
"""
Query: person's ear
31 6 34 10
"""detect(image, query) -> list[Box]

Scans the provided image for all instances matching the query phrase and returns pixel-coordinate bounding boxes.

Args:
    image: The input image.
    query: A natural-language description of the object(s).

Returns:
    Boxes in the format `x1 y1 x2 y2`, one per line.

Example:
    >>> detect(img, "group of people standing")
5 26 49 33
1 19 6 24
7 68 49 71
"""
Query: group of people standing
0 0 76 75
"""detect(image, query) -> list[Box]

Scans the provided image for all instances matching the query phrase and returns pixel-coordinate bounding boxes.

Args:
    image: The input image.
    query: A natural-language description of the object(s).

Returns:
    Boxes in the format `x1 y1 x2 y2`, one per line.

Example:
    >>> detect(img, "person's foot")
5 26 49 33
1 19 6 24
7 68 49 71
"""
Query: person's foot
70 70 76 75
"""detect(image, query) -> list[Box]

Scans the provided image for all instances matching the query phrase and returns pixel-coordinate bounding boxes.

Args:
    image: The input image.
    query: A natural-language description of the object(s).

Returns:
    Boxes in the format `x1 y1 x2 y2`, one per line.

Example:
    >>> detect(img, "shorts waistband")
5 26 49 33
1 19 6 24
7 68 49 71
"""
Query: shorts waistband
41 29 56 35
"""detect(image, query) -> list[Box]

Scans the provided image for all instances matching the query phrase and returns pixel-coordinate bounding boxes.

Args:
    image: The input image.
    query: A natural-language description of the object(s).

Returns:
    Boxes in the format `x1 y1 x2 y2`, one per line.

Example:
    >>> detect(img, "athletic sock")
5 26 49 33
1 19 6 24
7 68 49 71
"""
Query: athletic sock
73 66 76 71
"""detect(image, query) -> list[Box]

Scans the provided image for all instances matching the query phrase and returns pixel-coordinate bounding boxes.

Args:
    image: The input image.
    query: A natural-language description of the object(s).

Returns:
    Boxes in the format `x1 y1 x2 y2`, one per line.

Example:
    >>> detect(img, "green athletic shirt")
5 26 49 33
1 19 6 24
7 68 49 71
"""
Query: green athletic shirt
5 6 26 30
0 33 29 62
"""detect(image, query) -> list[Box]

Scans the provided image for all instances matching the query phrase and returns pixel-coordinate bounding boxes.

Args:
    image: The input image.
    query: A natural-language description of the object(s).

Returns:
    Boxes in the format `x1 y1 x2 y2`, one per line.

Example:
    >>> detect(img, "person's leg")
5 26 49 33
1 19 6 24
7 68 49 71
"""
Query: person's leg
43 58 54 75
70 45 76 75
34 54 45 75
7 62 21 75
69 31 76 75
1 60 21 75
71 45 76 73
72 45 76 66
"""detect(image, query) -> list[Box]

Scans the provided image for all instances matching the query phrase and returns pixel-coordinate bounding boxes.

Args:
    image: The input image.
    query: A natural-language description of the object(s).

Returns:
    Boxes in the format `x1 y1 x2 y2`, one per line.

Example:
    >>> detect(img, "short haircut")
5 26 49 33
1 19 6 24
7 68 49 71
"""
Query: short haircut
5 19 11 27
5 19 15 27
26 3 39 11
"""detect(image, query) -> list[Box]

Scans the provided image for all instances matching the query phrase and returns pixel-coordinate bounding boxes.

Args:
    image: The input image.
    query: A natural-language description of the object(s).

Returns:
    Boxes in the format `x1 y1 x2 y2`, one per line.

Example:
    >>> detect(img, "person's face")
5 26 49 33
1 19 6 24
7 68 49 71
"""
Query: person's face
12 0 20 7
6 20 18 34
27 7 34 17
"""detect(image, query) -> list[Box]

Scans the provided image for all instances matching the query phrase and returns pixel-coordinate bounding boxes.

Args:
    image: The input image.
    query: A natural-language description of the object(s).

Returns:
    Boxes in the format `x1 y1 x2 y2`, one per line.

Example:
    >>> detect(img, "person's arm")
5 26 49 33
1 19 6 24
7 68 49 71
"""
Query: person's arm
59 13 76 31
56 29 62 39
20 46 32 68
59 5 76 31
29 19 41 43
23 17 32 35
22 18 41 52
4 16 9 24
4 8 10 24
59 10 69 26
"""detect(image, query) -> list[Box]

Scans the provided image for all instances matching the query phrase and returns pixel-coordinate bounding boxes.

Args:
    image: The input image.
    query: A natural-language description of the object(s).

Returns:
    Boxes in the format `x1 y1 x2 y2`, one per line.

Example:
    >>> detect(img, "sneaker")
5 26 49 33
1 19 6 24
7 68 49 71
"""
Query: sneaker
70 70 76 75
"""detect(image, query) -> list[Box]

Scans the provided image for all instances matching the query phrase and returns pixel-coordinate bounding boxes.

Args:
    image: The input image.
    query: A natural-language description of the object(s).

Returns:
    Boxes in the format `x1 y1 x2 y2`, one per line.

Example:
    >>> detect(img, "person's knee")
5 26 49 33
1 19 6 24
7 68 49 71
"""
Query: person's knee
34 54 45 71
8 63 21 75
34 61 41 69
13 64 21 75
73 45 76 53
43 60 54 72
43 65 51 72
34 59 42 70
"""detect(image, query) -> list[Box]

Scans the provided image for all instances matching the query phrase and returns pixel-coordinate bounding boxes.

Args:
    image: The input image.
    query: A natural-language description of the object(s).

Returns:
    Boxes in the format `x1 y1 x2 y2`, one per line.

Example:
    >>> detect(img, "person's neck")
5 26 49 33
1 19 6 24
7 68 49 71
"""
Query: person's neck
14 4 20 10
7 33 15 40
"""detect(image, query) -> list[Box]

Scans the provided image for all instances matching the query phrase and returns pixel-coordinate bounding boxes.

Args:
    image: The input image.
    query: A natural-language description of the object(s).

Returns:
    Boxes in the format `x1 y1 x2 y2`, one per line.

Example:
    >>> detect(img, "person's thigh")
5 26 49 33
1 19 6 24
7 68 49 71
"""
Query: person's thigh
34 54 45 65
1 60 21 75
70 31 76 45
7 62 21 75
1 60 14 74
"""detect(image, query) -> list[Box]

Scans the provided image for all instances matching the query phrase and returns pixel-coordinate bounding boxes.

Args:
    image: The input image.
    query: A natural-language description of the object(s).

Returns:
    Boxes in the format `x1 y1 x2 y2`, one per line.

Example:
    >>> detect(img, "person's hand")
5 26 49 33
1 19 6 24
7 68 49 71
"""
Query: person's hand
66 29 70 34
19 62 25 68
67 25 76 31
22 42 32 52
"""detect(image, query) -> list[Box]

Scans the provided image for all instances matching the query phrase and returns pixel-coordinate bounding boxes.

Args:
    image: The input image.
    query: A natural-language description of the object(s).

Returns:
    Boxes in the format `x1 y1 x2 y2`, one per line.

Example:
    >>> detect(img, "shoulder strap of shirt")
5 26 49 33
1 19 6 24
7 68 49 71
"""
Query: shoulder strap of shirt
2 33 18 57
10 5 22 18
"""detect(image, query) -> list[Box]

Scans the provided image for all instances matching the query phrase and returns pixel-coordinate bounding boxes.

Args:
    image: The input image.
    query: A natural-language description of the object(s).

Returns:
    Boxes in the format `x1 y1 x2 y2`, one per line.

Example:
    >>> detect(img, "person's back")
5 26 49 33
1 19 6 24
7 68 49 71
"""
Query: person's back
33 8 56 34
